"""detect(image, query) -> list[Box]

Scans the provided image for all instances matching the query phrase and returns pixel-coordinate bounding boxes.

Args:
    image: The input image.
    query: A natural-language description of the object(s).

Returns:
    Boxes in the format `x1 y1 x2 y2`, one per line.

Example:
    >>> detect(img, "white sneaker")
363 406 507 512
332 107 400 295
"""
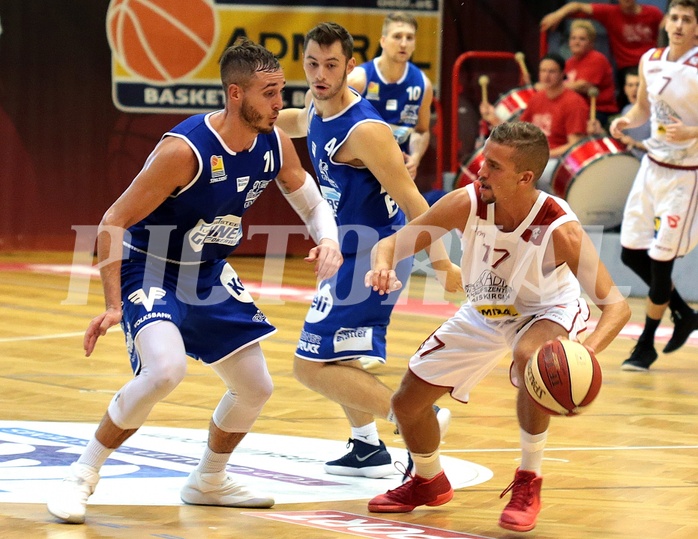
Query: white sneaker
180 470 274 508
436 406 452 441
47 462 100 524
359 357 383 371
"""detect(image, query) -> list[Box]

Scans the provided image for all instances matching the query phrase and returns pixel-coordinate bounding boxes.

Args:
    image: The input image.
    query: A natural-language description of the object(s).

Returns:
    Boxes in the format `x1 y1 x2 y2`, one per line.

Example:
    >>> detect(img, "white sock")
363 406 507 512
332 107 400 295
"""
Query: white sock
351 422 380 446
411 450 442 480
196 447 231 474
519 428 547 476
77 438 114 471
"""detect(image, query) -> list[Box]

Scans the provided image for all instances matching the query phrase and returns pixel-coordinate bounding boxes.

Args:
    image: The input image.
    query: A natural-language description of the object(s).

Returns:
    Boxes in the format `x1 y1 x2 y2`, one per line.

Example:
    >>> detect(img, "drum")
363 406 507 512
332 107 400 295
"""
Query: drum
494 86 536 122
455 146 485 189
551 136 640 228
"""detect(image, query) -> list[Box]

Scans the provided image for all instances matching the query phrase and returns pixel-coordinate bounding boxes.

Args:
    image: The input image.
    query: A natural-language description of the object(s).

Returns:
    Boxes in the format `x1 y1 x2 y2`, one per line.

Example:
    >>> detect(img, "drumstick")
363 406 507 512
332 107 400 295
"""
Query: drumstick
588 86 599 122
514 51 531 86
478 75 490 105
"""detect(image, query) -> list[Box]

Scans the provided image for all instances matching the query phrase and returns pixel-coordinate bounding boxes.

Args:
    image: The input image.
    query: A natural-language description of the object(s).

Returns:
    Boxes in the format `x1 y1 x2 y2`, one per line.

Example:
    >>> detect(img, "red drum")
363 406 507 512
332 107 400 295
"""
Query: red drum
455 146 485 189
551 136 640 228
494 86 536 122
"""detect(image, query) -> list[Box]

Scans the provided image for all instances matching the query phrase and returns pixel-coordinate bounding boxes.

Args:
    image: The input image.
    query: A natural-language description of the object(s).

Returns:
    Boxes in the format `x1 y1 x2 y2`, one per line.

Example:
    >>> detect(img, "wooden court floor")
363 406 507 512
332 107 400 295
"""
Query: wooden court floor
0 251 696 539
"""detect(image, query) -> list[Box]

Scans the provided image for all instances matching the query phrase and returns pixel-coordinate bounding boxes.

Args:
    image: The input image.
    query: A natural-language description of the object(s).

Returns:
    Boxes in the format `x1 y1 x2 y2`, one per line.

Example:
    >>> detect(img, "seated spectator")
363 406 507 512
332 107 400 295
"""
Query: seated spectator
480 54 589 191
615 68 650 159
540 1 664 108
564 20 618 127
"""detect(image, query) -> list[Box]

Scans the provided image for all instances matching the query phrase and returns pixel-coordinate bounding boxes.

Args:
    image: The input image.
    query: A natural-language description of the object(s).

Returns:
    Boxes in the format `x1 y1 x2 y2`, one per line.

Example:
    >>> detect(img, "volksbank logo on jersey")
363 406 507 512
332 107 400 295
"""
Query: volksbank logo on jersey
306 283 333 323
333 327 373 353
188 214 242 251
128 287 166 311
210 155 227 183
465 270 512 303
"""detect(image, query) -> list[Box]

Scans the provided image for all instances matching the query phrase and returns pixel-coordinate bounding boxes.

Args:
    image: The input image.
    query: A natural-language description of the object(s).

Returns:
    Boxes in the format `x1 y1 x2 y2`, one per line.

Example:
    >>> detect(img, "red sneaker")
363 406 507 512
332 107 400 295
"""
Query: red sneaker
368 471 453 513
498 468 542 532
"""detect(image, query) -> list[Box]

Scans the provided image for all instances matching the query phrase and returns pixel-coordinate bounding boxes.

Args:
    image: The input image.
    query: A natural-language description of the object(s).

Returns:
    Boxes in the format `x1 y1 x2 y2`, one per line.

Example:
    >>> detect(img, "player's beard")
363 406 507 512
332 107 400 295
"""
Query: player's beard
312 71 347 102
241 99 273 134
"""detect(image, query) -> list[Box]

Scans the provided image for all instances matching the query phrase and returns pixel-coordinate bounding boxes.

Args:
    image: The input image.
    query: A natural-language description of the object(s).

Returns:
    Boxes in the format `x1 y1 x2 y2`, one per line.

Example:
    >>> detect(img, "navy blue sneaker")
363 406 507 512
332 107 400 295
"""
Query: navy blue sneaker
324 439 393 478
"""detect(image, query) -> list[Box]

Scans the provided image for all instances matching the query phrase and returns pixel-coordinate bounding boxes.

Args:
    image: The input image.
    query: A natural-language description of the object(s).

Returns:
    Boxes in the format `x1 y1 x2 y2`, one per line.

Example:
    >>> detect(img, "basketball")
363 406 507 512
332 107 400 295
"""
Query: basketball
106 0 216 82
524 339 602 416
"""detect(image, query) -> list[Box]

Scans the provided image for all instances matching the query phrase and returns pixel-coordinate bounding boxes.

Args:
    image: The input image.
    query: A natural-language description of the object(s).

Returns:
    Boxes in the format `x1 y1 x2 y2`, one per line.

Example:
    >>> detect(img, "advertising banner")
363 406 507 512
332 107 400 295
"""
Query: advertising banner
107 0 442 113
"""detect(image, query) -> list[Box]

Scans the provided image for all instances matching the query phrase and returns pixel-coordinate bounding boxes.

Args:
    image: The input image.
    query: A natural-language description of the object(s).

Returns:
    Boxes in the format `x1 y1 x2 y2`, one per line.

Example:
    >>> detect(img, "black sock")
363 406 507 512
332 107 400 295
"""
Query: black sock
638 317 661 347
669 290 693 318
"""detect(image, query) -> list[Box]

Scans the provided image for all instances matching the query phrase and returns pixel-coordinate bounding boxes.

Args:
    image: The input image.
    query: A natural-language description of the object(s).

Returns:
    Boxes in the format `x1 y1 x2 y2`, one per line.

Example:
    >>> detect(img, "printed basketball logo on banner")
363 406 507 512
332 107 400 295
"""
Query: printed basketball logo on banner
106 0 217 82
105 0 443 114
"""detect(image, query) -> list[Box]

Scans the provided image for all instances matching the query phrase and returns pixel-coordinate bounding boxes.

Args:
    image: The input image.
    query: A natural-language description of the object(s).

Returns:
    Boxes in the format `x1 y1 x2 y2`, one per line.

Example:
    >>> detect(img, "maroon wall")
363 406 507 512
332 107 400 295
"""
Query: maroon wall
0 0 562 254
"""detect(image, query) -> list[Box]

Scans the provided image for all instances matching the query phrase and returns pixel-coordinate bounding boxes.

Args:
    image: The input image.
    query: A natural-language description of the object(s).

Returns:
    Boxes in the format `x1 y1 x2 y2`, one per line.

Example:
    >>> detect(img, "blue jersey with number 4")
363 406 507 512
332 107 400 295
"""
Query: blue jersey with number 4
306 91 405 255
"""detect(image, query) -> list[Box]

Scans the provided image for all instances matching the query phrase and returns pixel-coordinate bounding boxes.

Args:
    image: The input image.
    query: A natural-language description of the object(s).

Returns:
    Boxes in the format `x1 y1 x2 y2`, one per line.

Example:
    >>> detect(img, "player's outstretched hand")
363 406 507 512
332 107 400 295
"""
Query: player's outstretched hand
305 239 343 280
364 268 402 295
84 307 123 357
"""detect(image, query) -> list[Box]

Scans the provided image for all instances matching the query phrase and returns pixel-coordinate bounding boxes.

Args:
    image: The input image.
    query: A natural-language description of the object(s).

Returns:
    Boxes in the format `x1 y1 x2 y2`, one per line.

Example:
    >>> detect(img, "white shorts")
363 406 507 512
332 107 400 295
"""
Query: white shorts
408 299 590 402
620 156 698 261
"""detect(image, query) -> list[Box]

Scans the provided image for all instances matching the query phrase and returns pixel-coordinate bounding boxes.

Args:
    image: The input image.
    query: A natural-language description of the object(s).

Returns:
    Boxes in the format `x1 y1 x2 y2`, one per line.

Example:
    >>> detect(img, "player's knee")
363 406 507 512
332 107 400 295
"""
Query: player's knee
621 247 648 273
242 372 274 408
390 389 421 418
146 357 187 396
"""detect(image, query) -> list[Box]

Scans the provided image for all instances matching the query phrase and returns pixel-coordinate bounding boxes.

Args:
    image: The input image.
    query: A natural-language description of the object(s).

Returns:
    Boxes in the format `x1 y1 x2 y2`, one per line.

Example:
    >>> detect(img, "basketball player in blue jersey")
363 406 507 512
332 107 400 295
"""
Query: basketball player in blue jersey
276 22 461 480
347 12 433 183
349 12 439 371
46 38 342 524
365 122 630 532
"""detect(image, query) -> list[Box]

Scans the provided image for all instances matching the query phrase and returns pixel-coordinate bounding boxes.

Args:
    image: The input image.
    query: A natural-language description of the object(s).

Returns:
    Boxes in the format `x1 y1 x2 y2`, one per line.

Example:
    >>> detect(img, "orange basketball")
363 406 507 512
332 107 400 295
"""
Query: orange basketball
106 0 217 82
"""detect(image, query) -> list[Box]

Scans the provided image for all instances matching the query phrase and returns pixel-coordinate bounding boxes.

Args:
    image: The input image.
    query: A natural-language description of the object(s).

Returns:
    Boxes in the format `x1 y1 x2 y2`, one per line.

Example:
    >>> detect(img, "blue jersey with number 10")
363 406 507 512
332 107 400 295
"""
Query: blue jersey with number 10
358 59 426 153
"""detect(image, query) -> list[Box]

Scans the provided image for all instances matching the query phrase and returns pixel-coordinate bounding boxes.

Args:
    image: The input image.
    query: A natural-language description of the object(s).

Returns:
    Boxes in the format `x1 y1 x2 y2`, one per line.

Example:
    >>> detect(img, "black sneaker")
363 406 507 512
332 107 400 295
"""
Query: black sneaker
663 310 698 353
324 439 393 478
621 344 658 372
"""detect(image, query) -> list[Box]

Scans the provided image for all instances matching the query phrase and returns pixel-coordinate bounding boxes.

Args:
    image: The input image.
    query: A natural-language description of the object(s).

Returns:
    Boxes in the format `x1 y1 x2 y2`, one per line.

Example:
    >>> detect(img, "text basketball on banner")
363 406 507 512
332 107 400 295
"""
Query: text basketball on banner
107 0 443 114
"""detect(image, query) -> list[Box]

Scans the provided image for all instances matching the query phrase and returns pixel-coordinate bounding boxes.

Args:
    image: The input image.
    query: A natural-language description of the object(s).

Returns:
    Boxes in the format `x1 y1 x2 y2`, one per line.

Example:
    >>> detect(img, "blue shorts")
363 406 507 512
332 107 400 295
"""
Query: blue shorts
295 250 412 362
120 257 276 373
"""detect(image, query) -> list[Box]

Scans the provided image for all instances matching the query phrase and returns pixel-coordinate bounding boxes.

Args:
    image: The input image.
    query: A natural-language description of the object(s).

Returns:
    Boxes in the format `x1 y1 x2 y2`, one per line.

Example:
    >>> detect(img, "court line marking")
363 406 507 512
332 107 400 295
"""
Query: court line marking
442 444 698 453
0 331 86 343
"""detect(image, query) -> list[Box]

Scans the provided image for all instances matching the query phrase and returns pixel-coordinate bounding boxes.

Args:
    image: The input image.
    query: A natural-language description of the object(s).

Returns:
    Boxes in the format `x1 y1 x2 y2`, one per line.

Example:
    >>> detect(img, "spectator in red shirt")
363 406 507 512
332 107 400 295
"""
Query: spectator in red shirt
480 54 589 191
541 1 665 107
564 20 618 127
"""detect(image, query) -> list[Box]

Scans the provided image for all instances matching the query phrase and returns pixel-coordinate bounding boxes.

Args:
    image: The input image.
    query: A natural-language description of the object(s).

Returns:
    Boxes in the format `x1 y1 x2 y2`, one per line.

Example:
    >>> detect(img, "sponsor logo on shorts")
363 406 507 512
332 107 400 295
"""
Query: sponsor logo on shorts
333 327 373 353
475 304 519 318
252 310 268 323
128 287 166 311
220 264 254 304
133 311 173 329
298 330 322 354
667 215 680 228
305 283 333 323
